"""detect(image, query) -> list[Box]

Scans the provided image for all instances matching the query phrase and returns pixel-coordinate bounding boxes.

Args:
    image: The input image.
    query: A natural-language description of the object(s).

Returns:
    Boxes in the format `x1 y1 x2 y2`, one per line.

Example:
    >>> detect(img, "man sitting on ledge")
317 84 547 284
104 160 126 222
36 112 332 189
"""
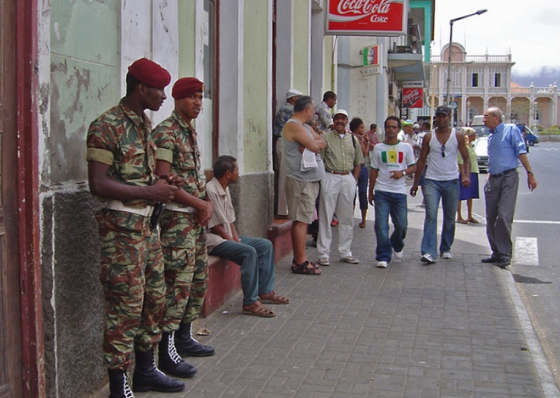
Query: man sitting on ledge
206 155 290 317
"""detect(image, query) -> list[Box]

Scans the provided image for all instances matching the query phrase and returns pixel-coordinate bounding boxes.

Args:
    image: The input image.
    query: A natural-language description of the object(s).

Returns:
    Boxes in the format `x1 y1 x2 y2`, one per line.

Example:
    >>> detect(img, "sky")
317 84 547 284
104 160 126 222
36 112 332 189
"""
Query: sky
433 0 560 78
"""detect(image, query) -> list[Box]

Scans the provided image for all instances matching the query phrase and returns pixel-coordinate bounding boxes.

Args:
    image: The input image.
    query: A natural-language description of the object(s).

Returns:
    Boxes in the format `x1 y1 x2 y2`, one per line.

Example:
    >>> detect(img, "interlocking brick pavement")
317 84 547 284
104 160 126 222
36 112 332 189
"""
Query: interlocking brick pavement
136 196 552 398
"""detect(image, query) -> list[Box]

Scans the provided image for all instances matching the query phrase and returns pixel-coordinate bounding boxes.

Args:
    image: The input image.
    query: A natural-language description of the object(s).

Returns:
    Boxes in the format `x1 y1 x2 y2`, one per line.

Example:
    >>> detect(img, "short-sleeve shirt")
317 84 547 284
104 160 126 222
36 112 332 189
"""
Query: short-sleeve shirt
458 145 479 173
321 130 364 173
273 102 294 137
86 99 157 209
152 110 206 200
370 141 416 195
315 101 333 132
206 178 235 252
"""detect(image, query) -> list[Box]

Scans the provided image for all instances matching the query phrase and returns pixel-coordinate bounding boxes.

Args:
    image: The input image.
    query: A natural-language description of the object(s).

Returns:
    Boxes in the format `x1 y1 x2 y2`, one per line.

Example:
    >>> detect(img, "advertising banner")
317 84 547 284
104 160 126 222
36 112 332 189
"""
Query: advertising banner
325 0 408 36
402 87 423 108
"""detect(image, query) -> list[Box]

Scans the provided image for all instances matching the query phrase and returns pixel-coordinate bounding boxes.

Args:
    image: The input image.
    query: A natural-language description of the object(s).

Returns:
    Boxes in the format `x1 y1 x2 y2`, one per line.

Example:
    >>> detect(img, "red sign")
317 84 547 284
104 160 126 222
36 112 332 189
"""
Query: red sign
325 0 408 36
402 87 423 108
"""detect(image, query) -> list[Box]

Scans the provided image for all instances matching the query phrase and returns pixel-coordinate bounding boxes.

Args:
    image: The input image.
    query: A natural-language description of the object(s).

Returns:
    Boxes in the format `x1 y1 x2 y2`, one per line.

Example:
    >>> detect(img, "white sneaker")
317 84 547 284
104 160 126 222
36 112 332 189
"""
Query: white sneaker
441 252 452 259
393 250 404 260
421 254 437 264
376 261 388 268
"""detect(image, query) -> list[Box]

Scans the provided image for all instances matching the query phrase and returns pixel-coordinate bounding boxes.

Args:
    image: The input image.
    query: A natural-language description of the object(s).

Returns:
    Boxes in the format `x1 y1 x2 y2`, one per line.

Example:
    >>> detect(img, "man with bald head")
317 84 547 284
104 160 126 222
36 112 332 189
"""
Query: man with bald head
481 106 537 268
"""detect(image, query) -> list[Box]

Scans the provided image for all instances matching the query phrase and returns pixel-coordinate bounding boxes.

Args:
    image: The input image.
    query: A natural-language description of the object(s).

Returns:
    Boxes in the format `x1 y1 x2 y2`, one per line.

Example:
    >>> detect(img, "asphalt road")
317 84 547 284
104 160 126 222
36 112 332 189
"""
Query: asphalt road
505 142 560 387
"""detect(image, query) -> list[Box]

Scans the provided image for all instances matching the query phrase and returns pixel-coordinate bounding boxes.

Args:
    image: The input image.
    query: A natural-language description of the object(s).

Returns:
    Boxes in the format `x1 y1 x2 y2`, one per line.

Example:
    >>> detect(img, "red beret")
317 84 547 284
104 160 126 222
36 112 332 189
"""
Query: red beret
172 77 204 99
127 58 171 89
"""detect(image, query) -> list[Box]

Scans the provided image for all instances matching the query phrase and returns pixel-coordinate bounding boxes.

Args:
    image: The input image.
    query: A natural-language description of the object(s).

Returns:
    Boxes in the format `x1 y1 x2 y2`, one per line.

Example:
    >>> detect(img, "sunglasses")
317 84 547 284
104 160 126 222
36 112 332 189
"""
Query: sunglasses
441 145 446 158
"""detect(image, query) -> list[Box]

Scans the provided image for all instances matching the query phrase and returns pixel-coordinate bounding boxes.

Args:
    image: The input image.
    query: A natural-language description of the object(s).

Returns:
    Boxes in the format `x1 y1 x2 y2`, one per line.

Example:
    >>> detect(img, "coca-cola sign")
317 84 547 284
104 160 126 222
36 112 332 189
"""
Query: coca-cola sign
325 0 408 36
402 87 423 108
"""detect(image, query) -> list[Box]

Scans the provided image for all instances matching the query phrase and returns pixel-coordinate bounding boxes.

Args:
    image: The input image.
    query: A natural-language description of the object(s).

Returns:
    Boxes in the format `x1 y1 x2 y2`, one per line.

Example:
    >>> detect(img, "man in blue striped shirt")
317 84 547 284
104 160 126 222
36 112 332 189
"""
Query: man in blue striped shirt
482 107 537 268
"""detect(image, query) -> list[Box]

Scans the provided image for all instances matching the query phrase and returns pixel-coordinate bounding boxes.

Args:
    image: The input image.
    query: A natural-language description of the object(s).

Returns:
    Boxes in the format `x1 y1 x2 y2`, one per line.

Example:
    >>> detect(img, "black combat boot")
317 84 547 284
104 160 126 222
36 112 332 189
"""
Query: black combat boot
175 322 215 357
132 348 185 393
158 331 197 378
108 369 135 398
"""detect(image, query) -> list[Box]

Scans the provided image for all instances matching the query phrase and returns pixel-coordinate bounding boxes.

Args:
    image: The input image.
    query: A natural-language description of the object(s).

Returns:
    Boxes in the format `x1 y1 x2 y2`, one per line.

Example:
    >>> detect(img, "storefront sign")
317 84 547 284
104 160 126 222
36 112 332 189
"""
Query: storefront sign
325 0 408 36
402 87 423 108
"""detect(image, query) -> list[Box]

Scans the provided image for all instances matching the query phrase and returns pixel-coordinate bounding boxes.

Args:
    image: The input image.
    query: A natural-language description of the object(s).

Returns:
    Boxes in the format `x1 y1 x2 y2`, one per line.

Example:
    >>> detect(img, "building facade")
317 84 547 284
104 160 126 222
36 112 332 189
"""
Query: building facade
430 43 559 129
1 0 338 397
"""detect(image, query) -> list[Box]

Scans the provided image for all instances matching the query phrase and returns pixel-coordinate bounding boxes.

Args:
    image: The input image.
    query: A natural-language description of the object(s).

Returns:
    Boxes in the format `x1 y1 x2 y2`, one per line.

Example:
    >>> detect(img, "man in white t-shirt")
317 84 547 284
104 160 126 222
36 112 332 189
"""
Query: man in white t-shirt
410 105 471 264
368 116 417 268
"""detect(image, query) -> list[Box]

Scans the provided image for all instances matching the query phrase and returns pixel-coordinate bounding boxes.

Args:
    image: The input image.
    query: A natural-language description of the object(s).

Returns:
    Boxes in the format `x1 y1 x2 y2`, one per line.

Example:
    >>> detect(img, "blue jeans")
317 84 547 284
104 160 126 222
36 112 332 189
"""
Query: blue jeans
374 190 408 262
210 236 275 306
421 179 460 257
354 165 369 210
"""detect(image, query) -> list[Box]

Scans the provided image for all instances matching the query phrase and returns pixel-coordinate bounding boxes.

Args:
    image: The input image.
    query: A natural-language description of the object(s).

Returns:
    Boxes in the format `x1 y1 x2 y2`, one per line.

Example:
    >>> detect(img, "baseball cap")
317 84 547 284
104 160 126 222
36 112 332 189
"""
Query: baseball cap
402 120 413 126
286 89 303 100
435 105 451 116
333 109 349 118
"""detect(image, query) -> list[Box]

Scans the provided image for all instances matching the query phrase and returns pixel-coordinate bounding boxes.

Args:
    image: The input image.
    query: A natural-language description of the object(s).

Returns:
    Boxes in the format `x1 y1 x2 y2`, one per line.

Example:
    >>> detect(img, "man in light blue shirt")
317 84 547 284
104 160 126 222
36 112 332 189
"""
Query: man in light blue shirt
482 107 537 268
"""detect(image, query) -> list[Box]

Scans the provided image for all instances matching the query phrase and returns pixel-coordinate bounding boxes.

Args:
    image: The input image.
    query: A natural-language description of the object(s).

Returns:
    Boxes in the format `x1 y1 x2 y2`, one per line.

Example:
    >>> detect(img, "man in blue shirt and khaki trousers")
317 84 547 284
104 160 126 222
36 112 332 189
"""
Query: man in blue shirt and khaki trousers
481 107 538 268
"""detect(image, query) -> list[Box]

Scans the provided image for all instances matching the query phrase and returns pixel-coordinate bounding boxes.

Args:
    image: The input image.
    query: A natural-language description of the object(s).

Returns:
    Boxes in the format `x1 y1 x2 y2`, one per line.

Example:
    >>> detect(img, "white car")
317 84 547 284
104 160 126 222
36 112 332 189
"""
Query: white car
473 136 489 172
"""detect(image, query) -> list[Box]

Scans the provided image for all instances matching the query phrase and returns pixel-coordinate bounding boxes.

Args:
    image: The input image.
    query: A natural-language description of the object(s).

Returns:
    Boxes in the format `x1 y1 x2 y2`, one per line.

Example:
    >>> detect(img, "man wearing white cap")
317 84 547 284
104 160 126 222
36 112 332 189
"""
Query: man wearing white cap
317 109 363 266
273 89 303 217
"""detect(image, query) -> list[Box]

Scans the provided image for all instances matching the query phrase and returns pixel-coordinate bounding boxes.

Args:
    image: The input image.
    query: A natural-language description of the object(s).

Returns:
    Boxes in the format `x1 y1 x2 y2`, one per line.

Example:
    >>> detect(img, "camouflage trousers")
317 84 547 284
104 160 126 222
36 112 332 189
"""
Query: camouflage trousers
96 209 166 370
159 210 208 332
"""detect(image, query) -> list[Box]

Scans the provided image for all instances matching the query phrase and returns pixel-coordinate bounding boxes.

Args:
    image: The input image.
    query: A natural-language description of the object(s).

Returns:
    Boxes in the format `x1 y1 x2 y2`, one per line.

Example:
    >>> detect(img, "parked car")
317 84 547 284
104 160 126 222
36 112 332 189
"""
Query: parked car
473 136 489 172
473 125 491 137
516 124 539 146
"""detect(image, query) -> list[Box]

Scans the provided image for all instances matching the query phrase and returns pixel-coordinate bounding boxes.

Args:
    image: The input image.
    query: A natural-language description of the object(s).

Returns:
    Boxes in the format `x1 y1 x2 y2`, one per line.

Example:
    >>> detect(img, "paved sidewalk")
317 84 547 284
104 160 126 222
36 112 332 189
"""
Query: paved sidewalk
137 196 554 398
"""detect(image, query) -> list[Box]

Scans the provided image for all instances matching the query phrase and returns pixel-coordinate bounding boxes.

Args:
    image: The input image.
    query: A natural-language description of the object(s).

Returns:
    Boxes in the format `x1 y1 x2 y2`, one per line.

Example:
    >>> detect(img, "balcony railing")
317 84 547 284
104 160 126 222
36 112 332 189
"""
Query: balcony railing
431 54 512 63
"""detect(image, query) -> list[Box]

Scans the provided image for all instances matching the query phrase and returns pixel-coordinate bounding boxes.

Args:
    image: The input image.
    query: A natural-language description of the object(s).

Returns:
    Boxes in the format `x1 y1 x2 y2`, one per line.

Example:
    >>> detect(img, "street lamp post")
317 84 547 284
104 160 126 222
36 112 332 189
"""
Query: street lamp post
445 9 487 105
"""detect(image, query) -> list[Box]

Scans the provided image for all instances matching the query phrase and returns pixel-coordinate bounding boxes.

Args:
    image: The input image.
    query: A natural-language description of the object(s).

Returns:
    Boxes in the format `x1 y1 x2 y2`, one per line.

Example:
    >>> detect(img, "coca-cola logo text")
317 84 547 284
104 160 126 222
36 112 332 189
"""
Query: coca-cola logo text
336 0 395 23
403 89 420 103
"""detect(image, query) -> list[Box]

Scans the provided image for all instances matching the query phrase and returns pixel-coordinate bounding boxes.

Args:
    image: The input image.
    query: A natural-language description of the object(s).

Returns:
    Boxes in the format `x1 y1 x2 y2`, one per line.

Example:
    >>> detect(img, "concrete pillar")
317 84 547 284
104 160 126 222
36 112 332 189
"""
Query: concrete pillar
310 7 325 102
275 0 294 108
218 0 245 171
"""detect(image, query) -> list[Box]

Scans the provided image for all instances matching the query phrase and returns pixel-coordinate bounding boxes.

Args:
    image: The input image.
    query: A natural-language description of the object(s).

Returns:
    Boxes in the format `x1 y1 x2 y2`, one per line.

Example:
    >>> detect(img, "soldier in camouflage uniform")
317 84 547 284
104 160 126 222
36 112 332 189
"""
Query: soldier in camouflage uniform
87 58 185 398
152 77 215 378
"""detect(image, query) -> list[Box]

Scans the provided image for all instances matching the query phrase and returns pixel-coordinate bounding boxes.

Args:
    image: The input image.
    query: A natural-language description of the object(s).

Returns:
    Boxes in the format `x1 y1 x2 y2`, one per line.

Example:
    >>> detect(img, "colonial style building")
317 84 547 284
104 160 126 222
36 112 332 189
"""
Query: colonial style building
429 43 559 130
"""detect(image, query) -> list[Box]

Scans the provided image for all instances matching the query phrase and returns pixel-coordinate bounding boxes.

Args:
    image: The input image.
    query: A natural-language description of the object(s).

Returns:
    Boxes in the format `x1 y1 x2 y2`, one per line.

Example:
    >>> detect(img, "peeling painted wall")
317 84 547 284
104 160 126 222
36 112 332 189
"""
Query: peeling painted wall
49 0 119 184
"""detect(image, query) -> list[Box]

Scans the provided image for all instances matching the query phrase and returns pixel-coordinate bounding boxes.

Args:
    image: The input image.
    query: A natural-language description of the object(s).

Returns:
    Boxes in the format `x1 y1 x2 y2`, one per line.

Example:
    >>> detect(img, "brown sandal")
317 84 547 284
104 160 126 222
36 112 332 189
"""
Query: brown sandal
467 218 479 224
291 260 321 275
259 291 290 304
242 301 276 317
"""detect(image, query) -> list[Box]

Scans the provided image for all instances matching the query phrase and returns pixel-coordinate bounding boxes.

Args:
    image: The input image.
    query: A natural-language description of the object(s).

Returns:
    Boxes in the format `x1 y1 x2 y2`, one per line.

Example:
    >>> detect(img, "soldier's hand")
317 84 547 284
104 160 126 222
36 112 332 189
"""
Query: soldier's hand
151 179 179 202
194 201 213 225
160 173 184 187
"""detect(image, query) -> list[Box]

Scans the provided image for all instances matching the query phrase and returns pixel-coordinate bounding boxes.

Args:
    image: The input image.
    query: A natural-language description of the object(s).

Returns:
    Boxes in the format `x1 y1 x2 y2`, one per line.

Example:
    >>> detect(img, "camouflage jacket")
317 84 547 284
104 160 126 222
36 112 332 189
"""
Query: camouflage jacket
86 99 157 209
152 110 206 199
153 111 207 248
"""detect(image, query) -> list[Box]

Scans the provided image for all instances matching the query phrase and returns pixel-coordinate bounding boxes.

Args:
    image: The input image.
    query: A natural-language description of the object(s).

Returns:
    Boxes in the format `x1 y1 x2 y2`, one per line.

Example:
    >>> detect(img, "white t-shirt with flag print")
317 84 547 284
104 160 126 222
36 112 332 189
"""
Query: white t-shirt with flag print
370 141 416 195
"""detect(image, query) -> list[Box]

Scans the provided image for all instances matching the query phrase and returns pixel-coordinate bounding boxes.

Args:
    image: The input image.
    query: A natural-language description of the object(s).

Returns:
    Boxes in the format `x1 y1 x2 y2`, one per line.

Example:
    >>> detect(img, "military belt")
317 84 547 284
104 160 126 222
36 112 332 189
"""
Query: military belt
105 200 154 217
165 203 195 214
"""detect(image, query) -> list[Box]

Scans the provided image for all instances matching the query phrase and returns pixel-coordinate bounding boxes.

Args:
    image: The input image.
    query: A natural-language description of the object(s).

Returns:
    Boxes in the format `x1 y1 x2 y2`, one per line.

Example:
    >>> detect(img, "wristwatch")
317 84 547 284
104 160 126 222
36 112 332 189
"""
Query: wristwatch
527 170 534 175
402 171 407 176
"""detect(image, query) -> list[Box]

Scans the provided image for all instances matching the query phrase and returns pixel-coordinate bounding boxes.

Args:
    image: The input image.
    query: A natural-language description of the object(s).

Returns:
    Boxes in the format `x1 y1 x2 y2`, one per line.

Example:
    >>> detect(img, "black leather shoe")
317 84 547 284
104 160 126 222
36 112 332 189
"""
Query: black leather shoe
175 322 215 357
133 349 185 393
481 256 500 263
498 259 511 268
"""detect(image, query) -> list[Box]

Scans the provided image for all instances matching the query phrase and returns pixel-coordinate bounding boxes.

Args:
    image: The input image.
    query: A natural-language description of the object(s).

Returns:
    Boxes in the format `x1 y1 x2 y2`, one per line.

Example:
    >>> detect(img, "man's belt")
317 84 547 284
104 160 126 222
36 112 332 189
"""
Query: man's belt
105 200 154 217
490 168 517 178
325 169 350 175
165 203 195 214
